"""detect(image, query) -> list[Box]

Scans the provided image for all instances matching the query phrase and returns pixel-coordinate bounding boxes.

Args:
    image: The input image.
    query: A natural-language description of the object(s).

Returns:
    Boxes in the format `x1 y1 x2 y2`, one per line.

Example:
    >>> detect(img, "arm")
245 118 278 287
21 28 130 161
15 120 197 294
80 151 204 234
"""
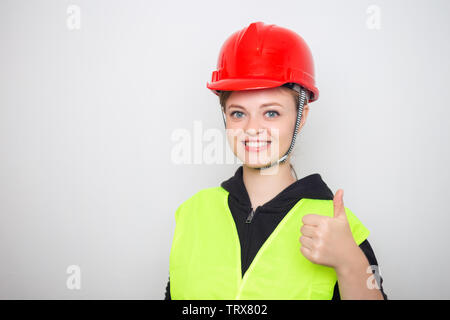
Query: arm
332 239 388 300
335 243 384 300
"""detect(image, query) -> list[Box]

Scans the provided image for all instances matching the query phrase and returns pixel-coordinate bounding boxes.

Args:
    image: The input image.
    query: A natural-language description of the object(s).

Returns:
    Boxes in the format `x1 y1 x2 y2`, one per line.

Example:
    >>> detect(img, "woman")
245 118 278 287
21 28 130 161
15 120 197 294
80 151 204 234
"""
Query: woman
166 21 387 300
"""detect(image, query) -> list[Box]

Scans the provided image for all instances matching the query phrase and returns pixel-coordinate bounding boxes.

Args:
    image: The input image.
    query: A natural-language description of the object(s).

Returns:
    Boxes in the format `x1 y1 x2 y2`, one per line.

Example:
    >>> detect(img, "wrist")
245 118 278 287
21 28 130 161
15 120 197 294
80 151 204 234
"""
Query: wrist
335 244 368 278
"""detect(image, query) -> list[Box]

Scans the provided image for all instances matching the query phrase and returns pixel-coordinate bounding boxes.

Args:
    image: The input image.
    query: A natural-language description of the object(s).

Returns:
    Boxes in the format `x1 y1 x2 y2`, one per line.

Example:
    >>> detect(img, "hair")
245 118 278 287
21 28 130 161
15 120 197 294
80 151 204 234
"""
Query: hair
218 85 310 181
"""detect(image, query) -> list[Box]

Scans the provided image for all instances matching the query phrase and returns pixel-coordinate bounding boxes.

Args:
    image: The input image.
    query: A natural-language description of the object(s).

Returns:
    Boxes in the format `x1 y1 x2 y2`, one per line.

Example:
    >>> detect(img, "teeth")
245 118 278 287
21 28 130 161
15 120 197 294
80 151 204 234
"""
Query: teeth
245 141 269 147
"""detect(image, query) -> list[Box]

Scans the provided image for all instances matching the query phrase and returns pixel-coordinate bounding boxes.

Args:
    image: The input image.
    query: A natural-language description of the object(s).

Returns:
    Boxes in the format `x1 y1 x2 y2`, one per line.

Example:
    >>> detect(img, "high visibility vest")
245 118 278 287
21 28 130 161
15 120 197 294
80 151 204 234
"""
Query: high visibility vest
169 186 370 300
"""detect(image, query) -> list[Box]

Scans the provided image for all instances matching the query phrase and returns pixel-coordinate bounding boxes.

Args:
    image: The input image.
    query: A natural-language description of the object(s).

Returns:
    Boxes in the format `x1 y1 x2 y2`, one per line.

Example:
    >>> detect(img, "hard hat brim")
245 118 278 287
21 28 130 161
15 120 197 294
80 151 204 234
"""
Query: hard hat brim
206 78 318 102
206 78 286 96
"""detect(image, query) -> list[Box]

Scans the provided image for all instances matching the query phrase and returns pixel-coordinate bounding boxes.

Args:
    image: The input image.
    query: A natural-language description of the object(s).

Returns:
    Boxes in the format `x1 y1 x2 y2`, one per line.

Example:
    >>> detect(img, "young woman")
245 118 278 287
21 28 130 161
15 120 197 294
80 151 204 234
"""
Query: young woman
166 21 387 300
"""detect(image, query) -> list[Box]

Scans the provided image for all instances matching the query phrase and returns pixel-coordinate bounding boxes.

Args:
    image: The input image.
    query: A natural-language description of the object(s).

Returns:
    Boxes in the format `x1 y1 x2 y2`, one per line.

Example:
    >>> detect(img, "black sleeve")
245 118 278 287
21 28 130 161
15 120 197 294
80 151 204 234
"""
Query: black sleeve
332 239 388 300
164 276 171 300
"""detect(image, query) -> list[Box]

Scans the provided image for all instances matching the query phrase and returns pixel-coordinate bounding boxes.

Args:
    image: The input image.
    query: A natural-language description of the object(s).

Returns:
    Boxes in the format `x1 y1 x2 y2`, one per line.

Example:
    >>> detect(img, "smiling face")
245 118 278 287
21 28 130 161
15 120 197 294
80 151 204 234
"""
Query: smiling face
223 86 309 168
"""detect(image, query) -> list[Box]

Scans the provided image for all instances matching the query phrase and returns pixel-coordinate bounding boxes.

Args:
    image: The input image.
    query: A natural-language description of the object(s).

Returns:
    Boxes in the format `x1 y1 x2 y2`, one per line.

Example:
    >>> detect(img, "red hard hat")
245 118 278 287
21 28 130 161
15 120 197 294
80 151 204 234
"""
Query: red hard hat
206 21 319 103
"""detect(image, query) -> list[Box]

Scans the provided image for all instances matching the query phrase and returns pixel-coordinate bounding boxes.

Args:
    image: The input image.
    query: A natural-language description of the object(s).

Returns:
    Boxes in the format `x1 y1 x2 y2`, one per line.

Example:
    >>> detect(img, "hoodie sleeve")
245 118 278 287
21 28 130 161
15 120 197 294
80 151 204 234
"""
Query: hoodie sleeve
164 276 171 300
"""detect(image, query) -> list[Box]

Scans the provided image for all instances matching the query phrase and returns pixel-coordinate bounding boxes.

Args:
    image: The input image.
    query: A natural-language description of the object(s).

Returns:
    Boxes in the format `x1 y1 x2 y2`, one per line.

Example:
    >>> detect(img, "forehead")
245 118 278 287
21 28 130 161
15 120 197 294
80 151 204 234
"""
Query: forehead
226 87 294 109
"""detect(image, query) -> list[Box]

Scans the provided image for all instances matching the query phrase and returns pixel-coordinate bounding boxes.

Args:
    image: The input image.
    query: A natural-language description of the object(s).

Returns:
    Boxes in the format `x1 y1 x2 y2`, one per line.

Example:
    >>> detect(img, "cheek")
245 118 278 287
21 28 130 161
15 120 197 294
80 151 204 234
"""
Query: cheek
225 126 245 151
225 120 246 134
267 121 291 144
265 119 295 154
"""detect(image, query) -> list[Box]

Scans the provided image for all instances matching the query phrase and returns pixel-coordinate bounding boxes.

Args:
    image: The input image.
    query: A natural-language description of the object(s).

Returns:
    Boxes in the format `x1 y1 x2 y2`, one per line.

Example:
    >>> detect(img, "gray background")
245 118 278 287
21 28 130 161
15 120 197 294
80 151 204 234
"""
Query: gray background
1 0 449 299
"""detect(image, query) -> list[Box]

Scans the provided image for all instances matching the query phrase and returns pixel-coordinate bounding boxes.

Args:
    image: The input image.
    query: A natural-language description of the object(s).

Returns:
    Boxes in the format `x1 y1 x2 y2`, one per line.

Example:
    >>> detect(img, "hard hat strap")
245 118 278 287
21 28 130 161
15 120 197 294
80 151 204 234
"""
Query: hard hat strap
221 105 227 128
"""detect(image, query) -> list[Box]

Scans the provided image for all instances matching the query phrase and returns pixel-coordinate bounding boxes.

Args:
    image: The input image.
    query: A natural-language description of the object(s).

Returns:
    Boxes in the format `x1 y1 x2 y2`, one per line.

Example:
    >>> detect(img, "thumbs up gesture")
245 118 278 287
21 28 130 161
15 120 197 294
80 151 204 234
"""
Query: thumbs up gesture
299 189 360 272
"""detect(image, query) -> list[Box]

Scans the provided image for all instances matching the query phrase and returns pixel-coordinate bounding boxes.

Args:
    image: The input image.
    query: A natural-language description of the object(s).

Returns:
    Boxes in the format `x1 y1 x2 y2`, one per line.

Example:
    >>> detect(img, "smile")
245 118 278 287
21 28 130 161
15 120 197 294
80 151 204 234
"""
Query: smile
243 141 271 152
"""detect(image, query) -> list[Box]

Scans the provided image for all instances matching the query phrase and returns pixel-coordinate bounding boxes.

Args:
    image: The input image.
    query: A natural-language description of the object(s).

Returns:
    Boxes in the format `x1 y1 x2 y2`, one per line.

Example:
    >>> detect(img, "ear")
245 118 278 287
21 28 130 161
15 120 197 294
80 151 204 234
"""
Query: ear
297 103 309 132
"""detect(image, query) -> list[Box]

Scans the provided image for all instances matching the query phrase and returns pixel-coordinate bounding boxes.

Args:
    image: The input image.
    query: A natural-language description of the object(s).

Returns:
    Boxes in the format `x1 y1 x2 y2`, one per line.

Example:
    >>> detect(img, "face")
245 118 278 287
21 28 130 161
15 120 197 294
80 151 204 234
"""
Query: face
224 87 309 168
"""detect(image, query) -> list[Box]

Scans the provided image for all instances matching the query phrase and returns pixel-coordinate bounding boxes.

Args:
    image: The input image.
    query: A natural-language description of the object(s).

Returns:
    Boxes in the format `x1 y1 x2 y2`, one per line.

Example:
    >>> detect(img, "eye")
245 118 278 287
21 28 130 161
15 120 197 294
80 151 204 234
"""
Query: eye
265 110 280 118
230 111 244 119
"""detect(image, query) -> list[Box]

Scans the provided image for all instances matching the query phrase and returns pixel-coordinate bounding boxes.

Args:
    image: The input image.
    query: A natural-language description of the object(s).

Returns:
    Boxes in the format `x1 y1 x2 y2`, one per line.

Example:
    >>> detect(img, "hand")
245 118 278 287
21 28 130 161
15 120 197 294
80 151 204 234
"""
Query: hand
299 189 360 272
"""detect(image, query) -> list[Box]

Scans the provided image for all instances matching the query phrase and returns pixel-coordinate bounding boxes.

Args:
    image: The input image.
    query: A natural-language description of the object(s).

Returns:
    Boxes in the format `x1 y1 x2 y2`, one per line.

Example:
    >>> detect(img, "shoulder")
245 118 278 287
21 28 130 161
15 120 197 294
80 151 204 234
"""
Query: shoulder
179 186 226 206
174 186 227 220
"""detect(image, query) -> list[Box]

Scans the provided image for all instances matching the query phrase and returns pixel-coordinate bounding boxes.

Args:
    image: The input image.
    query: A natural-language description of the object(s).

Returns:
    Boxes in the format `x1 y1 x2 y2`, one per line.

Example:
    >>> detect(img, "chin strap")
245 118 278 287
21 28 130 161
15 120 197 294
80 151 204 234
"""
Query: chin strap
220 83 307 170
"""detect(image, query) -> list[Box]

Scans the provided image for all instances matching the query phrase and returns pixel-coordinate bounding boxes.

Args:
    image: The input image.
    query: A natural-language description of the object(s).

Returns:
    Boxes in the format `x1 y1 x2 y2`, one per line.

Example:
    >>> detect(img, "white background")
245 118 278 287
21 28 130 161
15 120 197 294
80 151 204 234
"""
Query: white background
1 0 449 299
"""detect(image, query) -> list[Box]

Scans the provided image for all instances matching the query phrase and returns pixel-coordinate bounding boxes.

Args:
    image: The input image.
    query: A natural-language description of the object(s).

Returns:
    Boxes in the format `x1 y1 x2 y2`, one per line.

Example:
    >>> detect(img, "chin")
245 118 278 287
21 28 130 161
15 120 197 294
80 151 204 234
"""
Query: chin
242 157 278 169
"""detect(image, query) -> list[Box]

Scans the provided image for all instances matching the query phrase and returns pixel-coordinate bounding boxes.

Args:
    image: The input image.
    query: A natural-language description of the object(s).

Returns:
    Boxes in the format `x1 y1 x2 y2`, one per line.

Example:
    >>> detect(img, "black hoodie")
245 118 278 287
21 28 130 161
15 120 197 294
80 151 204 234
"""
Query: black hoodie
165 166 388 300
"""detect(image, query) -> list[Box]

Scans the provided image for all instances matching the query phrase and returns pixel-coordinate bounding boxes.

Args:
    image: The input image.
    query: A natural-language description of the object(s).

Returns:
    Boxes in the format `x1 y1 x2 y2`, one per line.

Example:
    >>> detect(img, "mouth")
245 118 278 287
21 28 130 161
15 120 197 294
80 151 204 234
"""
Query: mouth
242 140 272 152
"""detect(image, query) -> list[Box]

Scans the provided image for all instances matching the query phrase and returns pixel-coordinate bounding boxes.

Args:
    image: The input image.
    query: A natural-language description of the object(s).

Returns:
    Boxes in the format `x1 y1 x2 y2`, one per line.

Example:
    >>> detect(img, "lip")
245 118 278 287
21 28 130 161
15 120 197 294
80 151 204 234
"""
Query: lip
242 140 271 152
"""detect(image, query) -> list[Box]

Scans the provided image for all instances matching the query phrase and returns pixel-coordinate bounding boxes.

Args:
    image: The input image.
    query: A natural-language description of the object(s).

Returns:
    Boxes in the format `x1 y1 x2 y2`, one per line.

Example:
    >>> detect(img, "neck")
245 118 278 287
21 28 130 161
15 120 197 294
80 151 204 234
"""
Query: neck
242 161 297 209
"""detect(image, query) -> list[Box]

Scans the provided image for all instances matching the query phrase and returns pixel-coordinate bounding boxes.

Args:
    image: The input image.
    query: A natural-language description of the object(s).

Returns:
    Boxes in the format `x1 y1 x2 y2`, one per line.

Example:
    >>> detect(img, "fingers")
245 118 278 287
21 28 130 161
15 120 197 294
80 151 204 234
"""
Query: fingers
302 213 325 226
300 244 313 261
299 235 314 249
300 224 316 238
299 223 316 249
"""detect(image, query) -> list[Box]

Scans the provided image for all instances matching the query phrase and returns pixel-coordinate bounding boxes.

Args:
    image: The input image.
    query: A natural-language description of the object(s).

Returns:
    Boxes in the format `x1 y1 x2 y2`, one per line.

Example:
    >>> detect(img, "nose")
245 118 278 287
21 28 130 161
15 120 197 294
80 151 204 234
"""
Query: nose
245 115 265 136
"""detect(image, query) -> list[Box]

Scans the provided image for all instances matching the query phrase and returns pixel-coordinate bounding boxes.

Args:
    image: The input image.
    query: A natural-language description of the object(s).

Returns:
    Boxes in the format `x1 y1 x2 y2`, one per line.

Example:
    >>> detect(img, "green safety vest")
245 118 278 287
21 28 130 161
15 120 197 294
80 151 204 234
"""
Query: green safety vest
169 186 370 300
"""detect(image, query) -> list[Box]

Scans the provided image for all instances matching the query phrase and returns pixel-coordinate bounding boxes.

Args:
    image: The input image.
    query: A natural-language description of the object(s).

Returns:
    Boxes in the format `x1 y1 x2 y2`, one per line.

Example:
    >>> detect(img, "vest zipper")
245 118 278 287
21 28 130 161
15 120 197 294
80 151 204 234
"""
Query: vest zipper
242 206 259 279
245 208 256 223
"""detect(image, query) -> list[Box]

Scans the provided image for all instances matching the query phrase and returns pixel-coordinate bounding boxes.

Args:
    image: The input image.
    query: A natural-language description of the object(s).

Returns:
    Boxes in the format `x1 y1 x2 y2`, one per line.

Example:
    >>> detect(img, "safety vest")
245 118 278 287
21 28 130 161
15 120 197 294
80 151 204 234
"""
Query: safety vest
169 186 370 300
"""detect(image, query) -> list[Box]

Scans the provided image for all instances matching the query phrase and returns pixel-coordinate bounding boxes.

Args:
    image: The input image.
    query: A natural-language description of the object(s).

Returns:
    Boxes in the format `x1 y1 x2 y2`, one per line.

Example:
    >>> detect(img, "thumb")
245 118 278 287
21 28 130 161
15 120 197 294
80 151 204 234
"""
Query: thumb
333 189 346 218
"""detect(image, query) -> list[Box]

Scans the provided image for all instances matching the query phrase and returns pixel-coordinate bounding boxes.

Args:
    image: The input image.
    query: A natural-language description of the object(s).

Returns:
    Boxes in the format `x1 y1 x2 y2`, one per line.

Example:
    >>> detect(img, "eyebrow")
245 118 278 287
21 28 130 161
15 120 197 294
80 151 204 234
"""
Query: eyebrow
227 102 283 110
